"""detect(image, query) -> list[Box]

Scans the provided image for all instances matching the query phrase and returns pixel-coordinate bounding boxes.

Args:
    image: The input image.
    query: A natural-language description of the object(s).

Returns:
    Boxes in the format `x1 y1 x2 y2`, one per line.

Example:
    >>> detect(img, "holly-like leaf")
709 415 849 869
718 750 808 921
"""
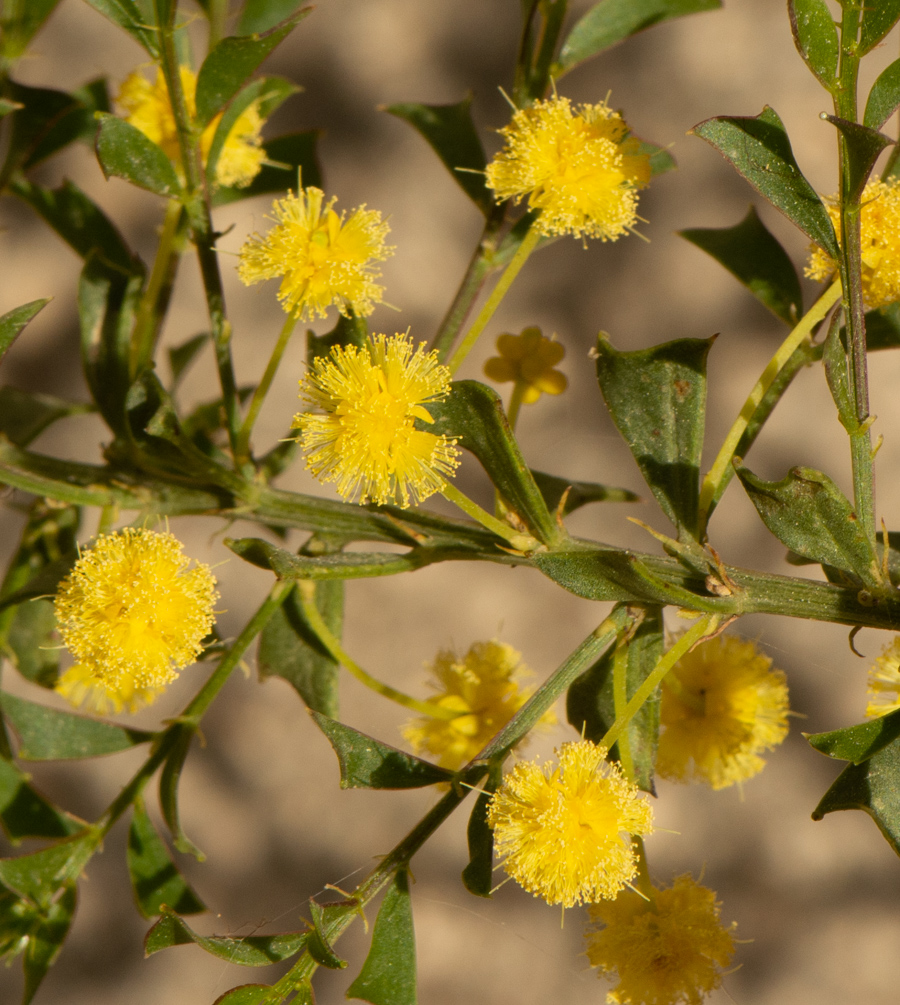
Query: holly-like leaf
822 115 893 203
789 0 839 89
807 710 900 764
530 469 639 516
0 830 97 908
859 0 900 55
0 692 153 760
680 206 803 325
128 801 205 918
95 114 182 198
384 98 491 214
0 299 50 363
346 872 417 1005
595 335 712 541
310 713 454 789
735 463 880 586
692 107 839 259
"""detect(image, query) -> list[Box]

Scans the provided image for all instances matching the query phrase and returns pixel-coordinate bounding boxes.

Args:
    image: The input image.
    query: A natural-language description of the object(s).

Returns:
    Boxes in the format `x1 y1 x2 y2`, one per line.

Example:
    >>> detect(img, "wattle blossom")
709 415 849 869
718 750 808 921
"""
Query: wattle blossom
865 635 900 718
482 327 567 404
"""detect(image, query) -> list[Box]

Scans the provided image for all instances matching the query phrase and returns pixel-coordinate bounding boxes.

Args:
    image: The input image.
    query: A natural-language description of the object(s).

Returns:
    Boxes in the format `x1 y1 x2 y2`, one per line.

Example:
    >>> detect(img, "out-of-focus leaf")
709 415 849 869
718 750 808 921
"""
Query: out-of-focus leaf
0 0 62 62
0 692 153 760
311 712 454 789
82 0 159 53
239 0 307 32
4 82 97 173
5 599 59 688
213 987 277 1005
514 0 568 105
160 726 204 860
807 709 900 764
865 57 900 130
0 759 81 843
128 801 205 918
530 469 639 516
145 907 308 964
557 0 721 74
692 107 839 259
95 114 181 197
859 0 900 55
0 300 50 363
822 115 893 203
595 335 712 541
567 605 662 793
385 98 491 214
461 770 500 897
213 130 321 205
789 0 839 88
638 139 676 178
823 312 856 433
0 829 97 908
168 333 209 388
195 11 310 127
0 387 92 448
346 871 417 1005
21 882 76 1005
680 206 803 325
812 730 900 856
735 463 880 586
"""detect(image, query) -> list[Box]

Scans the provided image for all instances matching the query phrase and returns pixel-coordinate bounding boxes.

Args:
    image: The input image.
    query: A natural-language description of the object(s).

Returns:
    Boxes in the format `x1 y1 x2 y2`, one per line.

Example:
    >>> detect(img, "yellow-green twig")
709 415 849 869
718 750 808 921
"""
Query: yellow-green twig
439 480 538 551
611 639 635 782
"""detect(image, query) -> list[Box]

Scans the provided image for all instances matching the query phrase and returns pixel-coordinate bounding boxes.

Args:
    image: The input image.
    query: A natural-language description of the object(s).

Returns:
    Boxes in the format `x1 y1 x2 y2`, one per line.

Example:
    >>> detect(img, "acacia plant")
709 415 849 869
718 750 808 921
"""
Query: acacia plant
1 1 900 1003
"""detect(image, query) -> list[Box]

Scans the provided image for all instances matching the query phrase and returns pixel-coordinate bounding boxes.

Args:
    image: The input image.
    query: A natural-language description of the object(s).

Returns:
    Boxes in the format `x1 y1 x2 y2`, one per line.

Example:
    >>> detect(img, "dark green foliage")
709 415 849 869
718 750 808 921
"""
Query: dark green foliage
95 114 182 197
807 709 900 764
0 300 50 362
146 907 309 964
864 57 900 130
789 0 839 89
461 770 500 897
859 0 900 55
127 802 205 918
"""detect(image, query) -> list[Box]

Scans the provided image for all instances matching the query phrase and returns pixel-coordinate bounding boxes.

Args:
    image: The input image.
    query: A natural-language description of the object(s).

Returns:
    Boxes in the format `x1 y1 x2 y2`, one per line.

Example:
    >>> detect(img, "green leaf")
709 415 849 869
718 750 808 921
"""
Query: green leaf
306 898 350 969
0 299 50 363
514 0 568 105
567 605 662 793
864 57 900 130
0 692 153 760
861 302 900 350
160 727 204 860
735 463 881 586
145 907 308 965
680 206 803 325
0 829 97 907
807 710 900 764
557 0 721 74
95 114 182 197
859 0 900 55
0 759 81 843
384 98 491 215
82 0 159 54
0 387 92 448
5 599 60 688
213 987 277 1005
822 115 893 203
213 130 322 205
425 380 559 545
168 333 209 387
822 312 856 433
788 0 839 88
639 139 677 179
0 0 62 62
238 0 308 35
4 82 99 172
346 871 417 1005
11 177 138 270
310 713 455 789
530 469 639 517
461 771 499 897
21 882 76 1005
128 801 205 919
595 335 712 540
259 572 343 717
228 538 436 581
195 11 310 127
812 730 900 856
691 107 839 259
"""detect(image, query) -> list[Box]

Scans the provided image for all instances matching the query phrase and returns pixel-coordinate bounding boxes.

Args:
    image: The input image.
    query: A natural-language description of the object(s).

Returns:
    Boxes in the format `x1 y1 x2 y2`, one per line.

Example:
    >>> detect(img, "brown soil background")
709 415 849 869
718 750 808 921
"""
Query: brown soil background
2 1 900 1002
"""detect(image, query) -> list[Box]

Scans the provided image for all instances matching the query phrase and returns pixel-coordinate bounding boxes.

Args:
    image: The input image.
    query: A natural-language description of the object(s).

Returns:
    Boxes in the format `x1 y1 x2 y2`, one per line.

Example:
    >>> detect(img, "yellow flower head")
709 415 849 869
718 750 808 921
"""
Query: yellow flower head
293 333 460 507
401 640 556 772
586 874 737 1005
485 95 652 241
805 178 900 309
54 528 218 712
482 327 567 404
487 739 653 907
656 635 790 791
238 188 394 321
117 65 265 188
865 635 900 718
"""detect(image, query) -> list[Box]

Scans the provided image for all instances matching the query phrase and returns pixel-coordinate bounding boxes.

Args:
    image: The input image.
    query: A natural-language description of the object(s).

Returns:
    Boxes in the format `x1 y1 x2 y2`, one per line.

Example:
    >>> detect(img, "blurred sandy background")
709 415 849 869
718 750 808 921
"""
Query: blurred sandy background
2 0 900 1002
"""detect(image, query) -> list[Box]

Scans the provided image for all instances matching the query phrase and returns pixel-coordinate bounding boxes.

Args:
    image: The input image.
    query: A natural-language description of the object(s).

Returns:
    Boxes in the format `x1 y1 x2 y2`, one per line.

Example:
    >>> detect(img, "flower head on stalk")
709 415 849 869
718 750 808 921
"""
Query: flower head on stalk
865 635 900 718
805 178 900 309
402 640 556 772
483 327 567 404
117 65 265 188
238 187 394 321
586 874 736 1005
485 95 652 241
54 528 218 713
656 635 789 790
294 333 460 507
487 739 653 907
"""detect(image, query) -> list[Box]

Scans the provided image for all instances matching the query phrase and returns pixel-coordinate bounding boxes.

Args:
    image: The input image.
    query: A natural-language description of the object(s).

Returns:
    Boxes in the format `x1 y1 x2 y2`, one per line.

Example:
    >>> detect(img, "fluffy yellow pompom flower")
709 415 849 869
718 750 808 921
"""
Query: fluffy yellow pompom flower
238 188 394 320
865 636 900 718
485 95 652 241
293 333 460 507
483 327 567 404
487 739 653 907
117 65 265 188
656 635 789 791
53 529 218 713
586 875 736 1005
805 179 900 309
401 640 556 772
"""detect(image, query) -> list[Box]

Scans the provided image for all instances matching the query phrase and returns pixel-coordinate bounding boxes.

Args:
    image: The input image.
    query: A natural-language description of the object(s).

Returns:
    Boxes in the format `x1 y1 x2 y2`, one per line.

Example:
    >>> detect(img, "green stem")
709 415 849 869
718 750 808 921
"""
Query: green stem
447 222 542 375
599 614 719 753
611 638 635 782
296 582 460 719
439 480 539 551
131 198 186 379
206 0 228 49
235 313 297 465
506 381 526 431
698 279 841 534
